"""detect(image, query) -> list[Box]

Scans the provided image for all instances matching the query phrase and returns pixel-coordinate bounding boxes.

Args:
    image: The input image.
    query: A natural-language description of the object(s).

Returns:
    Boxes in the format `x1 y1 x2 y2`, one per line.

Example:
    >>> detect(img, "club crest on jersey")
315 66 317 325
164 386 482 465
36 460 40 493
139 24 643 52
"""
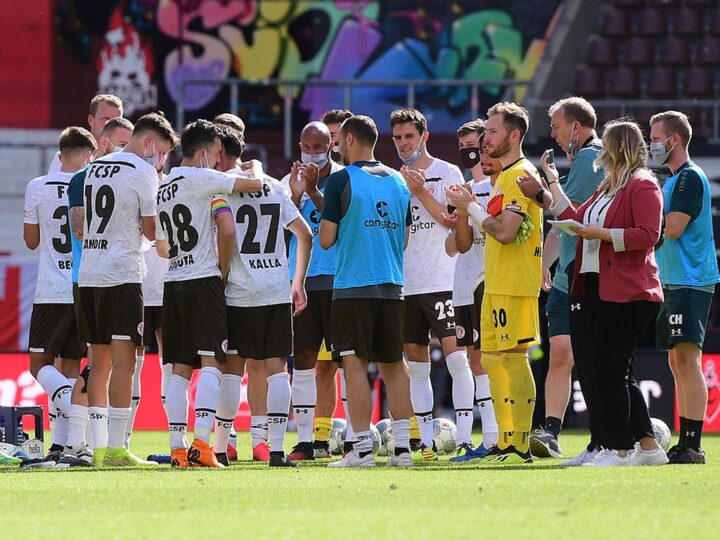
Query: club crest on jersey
456 325 466 340
137 322 144 337
222 340 228 353
425 186 436 197
473 329 479 343
97 6 157 116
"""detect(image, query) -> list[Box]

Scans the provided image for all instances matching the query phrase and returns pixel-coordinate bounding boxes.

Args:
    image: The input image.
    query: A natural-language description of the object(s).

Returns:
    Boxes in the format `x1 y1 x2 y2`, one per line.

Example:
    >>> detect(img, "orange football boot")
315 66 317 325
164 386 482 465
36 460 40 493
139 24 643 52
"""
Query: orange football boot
188 440 225 468
170 447 188 468
252 442 270 462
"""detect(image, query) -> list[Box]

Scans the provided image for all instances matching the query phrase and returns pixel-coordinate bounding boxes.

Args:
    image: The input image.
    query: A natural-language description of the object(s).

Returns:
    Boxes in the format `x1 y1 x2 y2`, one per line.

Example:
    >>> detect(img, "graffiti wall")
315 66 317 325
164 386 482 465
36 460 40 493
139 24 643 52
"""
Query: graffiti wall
43 0 561 131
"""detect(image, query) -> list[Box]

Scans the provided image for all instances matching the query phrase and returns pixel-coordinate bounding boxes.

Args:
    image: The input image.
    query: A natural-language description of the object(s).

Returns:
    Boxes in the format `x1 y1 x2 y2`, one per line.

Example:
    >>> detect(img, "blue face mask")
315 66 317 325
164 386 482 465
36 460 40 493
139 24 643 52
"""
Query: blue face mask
143 141 160 168
398 138 423 166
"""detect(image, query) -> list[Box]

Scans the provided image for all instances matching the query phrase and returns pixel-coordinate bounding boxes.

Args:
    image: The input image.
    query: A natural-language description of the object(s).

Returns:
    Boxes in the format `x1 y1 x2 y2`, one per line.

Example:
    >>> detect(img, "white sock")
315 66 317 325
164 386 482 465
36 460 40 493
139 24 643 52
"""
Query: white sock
391 419 411 453
89 406 109 450
125 354 144 448
215 373 242 454
160 358 172 422
107 406 130 449
37 365 72 446
229 428 237 450
291 368 316 443
446 351 474 445
166 374 190 450
475 374 498 447
250 415 268 448
66 404 88 451
194 366 221 444
407 361 434 447
339 368 354 441
353 430 373 454
267 372 291 454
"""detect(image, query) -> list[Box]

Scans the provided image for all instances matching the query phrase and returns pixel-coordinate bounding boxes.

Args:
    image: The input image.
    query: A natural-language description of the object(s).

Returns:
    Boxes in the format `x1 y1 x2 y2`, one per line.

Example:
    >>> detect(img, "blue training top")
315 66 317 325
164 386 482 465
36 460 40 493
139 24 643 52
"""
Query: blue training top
67 166 88 284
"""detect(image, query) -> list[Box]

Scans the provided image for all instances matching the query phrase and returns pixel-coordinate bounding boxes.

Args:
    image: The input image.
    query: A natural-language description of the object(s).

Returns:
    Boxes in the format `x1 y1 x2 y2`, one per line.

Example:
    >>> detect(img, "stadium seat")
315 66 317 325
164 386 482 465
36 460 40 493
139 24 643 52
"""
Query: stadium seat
673 8 704 36
711 10 720 36
636 8 669 36
608 66 641 96
595 105 625 128
646 66 677 97
660 36 691 66
685 0 715 7
624 37 656 65
648 0 681 7
587 35 619 66
630 105 660 125
613 0 645 8
575 64 606 97
600 7 632 36
683 66 715 97
697 37 720 66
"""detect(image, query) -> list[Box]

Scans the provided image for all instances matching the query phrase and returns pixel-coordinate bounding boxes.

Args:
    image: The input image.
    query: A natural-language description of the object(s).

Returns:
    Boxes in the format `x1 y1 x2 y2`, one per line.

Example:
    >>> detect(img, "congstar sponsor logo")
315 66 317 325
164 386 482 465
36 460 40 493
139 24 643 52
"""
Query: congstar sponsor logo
364 201 400 230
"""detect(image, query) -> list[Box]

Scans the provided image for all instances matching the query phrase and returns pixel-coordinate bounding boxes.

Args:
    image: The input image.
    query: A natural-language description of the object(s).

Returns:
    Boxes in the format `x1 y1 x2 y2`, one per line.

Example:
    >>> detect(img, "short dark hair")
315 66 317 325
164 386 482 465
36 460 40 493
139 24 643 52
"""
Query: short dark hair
180 119 223 157
340 115 378 148
456 119 486 140
133 112 178 147
321 109 353 125
390 108 428 135
650 110 692 148
101 117 134 137
59 126 97 155
548 97 597 129
486 101 530 139
216 123 245 158
213 113 245 135
89 94 123 116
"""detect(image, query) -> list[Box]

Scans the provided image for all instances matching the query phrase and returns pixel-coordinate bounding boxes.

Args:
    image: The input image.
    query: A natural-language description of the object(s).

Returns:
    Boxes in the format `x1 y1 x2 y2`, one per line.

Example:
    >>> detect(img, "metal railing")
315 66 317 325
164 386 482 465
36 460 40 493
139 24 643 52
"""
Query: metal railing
178 78 531 159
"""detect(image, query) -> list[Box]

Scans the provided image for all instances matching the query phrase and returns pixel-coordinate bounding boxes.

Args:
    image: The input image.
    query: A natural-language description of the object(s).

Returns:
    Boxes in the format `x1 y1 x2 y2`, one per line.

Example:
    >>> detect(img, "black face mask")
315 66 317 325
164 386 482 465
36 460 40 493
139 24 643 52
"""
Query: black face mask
459 147 481 170
330 142 344 164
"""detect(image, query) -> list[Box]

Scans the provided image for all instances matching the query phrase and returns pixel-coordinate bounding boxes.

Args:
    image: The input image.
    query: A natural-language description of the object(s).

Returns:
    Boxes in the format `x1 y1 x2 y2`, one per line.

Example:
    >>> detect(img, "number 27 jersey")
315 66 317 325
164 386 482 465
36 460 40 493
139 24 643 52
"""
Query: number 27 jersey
156 166 236 283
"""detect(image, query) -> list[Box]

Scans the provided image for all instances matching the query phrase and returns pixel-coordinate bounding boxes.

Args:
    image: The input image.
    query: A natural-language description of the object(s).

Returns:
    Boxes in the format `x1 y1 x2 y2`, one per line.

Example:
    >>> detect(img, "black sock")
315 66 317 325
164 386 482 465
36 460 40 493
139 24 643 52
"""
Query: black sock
270 451 285 458
49 444 64 453
684 419 703 451
678 417 687 446
545 416 562 439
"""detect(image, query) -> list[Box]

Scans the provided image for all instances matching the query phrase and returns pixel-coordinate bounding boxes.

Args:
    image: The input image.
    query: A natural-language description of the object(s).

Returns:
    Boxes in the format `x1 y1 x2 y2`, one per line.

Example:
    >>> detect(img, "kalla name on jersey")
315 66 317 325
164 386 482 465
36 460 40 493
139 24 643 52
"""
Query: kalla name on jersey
249 257 282 270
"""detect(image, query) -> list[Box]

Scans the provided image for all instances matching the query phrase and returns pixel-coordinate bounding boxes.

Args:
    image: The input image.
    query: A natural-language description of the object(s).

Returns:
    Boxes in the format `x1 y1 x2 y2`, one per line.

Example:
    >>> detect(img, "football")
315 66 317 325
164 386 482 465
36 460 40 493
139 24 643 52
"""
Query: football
651 418 671 452
375 419 392 456
432 418 457 455
329 418 347 456
370 423 382 454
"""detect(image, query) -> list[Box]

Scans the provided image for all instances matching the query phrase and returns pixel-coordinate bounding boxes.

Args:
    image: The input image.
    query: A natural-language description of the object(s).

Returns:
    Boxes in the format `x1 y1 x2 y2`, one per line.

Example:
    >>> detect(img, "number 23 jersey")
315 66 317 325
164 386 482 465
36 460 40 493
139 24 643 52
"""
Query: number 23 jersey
216 173 302 307
156 166 236 283
78 152 158 287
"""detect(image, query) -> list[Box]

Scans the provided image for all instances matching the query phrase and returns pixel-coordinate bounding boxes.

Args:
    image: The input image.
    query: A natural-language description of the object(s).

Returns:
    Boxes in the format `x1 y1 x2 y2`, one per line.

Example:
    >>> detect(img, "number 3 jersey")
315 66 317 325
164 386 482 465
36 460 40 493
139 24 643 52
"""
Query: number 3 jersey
156 166 236 282
78 152 158 287
215 173 302 307
24 171 75 303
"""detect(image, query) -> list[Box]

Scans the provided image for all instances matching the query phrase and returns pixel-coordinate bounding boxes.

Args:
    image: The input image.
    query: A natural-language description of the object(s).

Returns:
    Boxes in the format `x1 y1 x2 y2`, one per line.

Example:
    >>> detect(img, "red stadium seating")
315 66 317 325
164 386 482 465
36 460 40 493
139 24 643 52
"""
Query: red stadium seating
683 66 715 97
660 36 691 66
624 37 656 65
697 37 720 65
575 64 606 97
601 7 632 36
587 35 619 66
647 66 678 97
673 8 704 36
595 105 625 128
609 66 642 96
637 8 669 36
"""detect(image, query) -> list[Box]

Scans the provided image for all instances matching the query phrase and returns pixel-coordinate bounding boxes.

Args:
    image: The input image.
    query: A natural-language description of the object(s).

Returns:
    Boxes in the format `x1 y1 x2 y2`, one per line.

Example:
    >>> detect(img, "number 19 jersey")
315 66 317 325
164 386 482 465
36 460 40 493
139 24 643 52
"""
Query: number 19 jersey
156 166 236 282
24 171 75 303
78 152 158 287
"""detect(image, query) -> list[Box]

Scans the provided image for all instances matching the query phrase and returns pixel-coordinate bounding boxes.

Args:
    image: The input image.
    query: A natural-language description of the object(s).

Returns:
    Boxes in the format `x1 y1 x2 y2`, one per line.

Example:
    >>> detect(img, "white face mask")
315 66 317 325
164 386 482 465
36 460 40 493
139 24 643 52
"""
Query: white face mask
113 145 124 152
650 135 675 166
199 150 211 169
301 150 329 170
143 141 160 168
398 138 423 166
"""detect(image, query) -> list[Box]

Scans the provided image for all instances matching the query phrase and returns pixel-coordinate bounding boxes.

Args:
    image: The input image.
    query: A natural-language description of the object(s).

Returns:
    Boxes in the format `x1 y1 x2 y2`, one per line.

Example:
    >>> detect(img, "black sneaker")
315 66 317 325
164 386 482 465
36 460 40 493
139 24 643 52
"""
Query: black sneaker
288 442 315 461
409 438 421 452
21 450 63 469
269 452 297 468
666 443 682 460
313 440 331 459
214 452 230 467
668 446 706 464
56 445 93 468
529 427 563 458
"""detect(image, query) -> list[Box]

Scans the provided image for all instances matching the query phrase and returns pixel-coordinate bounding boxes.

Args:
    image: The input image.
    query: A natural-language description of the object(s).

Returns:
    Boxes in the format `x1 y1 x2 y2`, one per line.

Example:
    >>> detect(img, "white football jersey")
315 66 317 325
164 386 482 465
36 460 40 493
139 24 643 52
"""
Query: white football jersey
221 173 302 307
78 152 158 287
24 172 75 303
142 241 168 306
156 166 236 283
403 158 463 296
452 179 493 307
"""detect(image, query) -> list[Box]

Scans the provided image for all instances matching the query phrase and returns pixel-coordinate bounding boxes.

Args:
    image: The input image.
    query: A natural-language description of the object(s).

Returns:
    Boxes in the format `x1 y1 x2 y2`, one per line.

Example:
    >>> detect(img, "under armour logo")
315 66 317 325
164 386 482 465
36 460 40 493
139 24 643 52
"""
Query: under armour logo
457 411 471 417
671 329 683 336
294 408 310 414
570 303 581 311
500 334 509 341
687 431 696 437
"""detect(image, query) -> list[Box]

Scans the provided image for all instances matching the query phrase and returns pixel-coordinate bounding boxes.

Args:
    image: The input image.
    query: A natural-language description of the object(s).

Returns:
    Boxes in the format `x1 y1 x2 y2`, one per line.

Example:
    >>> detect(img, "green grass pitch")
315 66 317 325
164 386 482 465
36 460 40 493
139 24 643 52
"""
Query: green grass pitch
1 431 719 539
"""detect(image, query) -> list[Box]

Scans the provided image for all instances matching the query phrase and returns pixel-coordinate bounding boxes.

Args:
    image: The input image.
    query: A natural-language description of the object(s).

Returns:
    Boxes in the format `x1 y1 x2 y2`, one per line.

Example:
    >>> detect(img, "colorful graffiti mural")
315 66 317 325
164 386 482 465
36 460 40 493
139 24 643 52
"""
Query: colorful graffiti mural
52 0 559 131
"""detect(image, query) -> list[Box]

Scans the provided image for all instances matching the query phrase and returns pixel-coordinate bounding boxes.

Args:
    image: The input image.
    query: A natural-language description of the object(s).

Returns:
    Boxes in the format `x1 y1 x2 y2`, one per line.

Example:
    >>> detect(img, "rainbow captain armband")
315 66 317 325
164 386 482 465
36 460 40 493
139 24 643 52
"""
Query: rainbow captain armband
211 197 232 218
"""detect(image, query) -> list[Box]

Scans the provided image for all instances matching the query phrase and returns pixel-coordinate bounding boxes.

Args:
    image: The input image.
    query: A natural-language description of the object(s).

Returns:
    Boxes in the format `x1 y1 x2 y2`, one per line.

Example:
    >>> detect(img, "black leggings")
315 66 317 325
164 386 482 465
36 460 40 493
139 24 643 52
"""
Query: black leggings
569 274 658 450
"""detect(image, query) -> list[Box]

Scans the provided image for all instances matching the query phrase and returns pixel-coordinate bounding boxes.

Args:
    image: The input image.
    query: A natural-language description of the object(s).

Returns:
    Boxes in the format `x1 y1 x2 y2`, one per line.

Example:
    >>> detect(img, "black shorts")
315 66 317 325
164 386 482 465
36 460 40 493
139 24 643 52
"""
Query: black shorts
144 306 162 343
227 304 292 359
162 277 227 367
455 283 484 349
546 286 571 338
404 292 456 345
656 287 714 349
29 303 86 359
331 298 404 363
293 289 332 352
78 284 143 346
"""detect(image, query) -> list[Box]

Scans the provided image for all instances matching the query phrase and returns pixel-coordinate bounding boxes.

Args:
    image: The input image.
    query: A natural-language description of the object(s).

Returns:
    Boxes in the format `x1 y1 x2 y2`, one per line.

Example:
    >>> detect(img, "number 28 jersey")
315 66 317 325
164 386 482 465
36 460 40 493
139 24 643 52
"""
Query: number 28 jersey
216 173 302 307
24 171 75 303
78 152 158 287
156 166 236 283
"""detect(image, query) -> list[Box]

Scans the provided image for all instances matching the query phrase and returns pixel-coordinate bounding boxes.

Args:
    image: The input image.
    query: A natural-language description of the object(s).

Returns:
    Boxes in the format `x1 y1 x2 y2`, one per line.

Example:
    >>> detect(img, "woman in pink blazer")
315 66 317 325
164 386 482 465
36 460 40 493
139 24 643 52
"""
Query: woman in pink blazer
544 120 668 467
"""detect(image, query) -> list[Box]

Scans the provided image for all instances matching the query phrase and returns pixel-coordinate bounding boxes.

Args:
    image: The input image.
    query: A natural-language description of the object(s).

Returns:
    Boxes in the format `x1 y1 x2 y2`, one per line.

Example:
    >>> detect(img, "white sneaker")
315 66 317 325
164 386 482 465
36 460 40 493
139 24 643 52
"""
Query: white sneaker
561 448 598 467
583 449 629 467
387 452 413 468
327 451 376 468
626 447 669 466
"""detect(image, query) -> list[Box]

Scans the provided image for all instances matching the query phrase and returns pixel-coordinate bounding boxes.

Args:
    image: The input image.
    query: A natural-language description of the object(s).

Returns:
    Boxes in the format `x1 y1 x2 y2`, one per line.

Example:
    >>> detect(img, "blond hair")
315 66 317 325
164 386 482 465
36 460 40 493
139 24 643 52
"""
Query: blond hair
89 94 123 116
596 119 652 194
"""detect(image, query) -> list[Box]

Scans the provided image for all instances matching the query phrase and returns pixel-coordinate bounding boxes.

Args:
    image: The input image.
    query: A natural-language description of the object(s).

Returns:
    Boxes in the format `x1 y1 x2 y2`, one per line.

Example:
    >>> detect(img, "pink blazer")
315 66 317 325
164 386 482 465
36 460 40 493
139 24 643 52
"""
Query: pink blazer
559 170 664 303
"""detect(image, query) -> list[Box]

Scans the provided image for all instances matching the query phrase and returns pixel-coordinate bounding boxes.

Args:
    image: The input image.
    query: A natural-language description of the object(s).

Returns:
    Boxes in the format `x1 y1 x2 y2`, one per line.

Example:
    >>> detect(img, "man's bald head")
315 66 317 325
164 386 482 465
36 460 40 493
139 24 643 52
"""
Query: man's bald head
300 121 331 155
301 121 330 142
